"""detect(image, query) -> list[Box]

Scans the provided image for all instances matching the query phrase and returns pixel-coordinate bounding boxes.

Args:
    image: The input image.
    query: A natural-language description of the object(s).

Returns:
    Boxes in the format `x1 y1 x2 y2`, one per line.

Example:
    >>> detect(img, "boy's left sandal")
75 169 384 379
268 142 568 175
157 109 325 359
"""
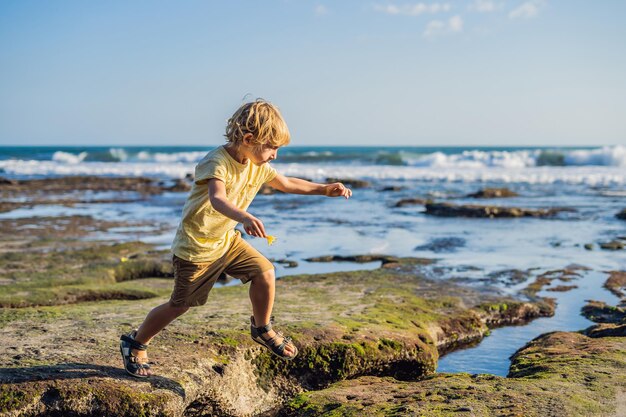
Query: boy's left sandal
119 329 152 378
250 316 298 361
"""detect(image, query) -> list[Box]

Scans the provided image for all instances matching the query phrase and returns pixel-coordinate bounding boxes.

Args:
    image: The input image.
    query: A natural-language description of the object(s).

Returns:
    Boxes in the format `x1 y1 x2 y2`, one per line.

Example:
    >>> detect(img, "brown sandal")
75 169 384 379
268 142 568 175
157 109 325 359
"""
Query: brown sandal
250 316 298 360
120 329 152 378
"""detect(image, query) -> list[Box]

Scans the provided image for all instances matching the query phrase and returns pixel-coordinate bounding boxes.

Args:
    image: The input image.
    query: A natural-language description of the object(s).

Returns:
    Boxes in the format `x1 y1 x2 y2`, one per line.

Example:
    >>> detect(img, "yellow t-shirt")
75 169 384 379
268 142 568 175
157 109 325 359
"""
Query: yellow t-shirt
171 145 278 263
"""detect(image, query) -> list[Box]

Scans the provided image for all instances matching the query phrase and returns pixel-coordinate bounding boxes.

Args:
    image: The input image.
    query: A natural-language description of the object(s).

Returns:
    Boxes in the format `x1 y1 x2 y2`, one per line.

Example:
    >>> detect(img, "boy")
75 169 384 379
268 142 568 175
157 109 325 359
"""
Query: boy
120 99 352 377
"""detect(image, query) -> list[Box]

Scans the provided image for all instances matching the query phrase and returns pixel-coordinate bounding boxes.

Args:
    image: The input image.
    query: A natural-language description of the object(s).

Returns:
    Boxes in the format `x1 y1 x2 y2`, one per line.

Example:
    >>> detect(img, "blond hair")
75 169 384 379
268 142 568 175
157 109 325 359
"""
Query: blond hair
225 99 291 148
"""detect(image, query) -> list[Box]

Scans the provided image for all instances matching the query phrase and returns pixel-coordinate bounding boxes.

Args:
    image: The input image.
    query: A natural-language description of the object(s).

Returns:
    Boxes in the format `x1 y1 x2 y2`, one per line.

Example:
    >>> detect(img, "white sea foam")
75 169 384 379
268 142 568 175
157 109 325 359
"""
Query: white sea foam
52 151 88 164
2 159 623 186
564 145 626 166
149 151 208 163
403 146 626 168
272 163 626 186
404 150 536 169
0 160 193 179
40 146 626 168
109 148 129 162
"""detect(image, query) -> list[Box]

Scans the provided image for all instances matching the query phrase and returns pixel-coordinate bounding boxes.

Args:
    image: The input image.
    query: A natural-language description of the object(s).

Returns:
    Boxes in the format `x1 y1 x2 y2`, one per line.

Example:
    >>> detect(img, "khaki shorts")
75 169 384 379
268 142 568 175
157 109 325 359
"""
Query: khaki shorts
169 233 274 307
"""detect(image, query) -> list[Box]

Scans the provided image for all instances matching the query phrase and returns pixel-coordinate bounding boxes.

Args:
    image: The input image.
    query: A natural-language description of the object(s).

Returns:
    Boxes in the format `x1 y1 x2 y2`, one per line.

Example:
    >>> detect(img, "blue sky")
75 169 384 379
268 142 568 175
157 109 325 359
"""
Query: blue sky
0 1 624 147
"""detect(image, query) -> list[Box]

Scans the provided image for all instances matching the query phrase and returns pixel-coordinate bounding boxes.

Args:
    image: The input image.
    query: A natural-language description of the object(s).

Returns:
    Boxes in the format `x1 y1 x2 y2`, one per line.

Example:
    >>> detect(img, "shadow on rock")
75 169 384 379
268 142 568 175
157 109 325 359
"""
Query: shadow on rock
0 362 185 397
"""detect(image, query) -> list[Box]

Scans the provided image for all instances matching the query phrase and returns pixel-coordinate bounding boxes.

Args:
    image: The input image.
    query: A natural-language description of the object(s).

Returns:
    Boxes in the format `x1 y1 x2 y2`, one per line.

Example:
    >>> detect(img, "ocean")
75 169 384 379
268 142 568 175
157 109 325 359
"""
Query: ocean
1 145 625 375
1 145 625 185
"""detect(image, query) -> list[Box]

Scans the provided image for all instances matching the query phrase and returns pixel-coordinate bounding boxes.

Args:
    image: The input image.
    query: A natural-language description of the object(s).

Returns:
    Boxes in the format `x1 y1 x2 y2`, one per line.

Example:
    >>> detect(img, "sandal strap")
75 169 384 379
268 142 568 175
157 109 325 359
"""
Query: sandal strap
121 334 148 351
256 322 273 335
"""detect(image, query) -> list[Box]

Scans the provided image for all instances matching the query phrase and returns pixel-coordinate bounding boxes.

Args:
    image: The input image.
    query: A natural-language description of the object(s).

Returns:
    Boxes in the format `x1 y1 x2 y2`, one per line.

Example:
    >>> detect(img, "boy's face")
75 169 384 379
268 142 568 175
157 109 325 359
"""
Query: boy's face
249 144 280 166
240 134 281 165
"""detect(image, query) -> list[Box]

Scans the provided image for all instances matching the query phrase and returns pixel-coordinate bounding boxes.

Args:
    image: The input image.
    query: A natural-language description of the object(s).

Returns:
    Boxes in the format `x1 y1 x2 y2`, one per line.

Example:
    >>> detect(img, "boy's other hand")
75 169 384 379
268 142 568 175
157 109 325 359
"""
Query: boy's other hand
324 183 352 199
242 214 267 238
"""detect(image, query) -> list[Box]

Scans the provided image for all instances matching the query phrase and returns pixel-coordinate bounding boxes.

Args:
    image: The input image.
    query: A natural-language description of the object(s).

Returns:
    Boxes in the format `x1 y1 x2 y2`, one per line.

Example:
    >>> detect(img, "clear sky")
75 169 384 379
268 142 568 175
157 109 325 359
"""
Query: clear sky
0 1 625 147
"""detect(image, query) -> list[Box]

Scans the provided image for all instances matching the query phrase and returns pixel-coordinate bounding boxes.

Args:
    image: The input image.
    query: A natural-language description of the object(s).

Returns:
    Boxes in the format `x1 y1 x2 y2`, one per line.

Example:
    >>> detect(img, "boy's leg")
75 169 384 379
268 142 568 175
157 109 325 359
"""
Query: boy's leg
130 302 189 376
135 302 190 344
248 269 296 357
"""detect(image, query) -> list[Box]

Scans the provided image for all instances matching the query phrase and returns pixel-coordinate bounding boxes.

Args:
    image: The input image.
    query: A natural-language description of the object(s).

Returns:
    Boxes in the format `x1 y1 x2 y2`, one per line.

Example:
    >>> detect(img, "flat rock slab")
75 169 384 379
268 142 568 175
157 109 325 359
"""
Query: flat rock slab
466 188 519 198
425 202 574 218
280 331 626 417
0 176 191 213
0 252 551 417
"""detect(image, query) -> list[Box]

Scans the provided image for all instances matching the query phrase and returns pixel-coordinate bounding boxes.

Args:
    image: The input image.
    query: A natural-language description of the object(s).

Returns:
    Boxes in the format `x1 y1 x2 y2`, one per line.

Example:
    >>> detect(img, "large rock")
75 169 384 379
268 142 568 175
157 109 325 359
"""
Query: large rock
466 188 519 198
0 245 552 417
599 240 625 251
393 198 429 208
0 176 192 212
325 178 370 189
425 202 574 218
280 331 626 416
605 271 626 298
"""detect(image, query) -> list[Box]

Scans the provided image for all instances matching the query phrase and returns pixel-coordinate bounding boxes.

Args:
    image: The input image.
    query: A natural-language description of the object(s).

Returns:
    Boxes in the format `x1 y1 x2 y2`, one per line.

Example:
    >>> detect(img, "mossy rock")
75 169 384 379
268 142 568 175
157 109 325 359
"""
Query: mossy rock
0 256 551 416
0 242 172 307
280 331 626 417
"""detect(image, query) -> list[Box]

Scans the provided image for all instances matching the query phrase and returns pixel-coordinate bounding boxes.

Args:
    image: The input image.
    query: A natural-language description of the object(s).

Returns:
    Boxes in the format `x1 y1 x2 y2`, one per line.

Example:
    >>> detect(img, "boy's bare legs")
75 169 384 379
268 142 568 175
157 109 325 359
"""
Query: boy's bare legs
130 302 190 376
249 269 296 357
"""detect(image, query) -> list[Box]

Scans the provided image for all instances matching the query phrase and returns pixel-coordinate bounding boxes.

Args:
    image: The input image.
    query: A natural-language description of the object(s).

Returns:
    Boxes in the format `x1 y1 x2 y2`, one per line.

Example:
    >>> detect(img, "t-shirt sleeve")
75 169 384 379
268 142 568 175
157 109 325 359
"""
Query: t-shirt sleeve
262 163 278 184
194 159 228 185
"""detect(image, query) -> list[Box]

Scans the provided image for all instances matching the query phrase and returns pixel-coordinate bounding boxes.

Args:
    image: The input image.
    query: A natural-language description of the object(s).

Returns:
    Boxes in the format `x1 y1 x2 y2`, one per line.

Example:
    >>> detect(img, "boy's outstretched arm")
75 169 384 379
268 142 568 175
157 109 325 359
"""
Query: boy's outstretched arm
267 174 352 199
208 178 267 237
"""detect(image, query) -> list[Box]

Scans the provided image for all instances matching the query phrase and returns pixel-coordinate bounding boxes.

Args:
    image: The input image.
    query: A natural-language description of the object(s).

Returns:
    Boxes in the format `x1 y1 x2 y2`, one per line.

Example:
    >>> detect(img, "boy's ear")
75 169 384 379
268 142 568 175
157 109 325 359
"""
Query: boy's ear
242 133 254 146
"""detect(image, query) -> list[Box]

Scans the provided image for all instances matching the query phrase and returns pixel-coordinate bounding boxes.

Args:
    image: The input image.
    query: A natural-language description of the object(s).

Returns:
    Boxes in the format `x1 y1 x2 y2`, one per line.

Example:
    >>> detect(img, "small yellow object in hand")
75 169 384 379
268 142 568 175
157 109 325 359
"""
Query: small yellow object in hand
266 235 277 246
120 257 129 263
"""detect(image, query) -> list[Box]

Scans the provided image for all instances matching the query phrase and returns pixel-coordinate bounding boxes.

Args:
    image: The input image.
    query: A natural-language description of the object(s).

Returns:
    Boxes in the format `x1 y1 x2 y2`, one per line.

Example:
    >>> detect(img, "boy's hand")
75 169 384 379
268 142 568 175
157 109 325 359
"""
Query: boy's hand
242 214 267 238
324 183 352 199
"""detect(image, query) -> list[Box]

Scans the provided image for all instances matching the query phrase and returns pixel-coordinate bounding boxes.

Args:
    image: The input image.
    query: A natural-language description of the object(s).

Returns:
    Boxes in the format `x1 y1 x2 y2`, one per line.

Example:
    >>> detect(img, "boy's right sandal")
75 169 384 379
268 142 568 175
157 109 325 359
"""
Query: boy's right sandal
250 316 298 360
119 329 152 378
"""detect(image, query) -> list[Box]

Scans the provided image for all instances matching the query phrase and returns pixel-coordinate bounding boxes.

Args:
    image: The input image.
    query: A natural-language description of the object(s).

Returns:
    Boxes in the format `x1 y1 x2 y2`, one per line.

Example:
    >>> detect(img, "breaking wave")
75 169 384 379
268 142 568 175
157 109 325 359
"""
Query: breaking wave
30 146 626 168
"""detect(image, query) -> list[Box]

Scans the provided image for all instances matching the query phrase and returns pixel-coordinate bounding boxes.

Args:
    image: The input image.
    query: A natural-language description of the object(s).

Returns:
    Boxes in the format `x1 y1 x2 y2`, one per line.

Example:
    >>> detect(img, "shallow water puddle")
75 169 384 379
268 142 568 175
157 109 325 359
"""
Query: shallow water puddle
437 269 621 375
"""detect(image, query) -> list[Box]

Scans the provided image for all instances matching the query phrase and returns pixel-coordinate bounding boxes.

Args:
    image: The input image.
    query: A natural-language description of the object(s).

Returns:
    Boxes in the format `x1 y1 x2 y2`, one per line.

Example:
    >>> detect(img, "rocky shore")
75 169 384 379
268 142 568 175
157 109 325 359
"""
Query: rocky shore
1 176 624 416
1 237 557 417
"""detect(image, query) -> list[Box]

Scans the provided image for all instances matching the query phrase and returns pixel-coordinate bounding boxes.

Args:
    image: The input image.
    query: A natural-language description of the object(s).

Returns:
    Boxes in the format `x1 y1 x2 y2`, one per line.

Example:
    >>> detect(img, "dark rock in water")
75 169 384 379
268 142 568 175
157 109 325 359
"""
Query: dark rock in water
394 198 429 207
466 188 519 198
486 268 533 286
599 240 625 251
0 176 191 213
584 243 594 250
546 284 578 292
584 323 626 338
414 237 466 253
379 185 405 192
165 178 192 192
425 202 574 218
304 254 399 265
581 300 626 323
325 177 370 188
270 258 299 268
604 271 626 298
520 267 587 298
0 176 18 185
616 209 626 220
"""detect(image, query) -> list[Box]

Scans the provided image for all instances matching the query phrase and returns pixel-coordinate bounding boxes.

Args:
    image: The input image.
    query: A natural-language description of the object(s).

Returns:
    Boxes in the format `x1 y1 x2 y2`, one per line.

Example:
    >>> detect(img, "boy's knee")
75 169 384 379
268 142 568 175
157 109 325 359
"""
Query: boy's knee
253 268 275 284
